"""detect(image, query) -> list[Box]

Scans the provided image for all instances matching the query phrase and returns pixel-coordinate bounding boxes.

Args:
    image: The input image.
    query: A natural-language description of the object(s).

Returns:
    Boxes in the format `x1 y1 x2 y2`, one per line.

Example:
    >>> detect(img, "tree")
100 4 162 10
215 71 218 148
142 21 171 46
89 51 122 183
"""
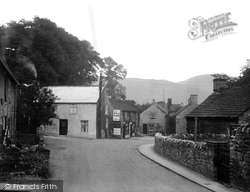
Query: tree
0 17 106 135
211 59 250 88
102 57 127 98
16 81 57 134
236 59 250 86
0 17 104 86
211 73 238 88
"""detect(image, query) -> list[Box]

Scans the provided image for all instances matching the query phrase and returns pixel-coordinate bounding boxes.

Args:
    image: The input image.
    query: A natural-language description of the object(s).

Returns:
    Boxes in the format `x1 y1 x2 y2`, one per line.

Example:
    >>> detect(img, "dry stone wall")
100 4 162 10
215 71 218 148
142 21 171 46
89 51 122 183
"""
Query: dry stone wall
230 133 250 191
154 133 217 179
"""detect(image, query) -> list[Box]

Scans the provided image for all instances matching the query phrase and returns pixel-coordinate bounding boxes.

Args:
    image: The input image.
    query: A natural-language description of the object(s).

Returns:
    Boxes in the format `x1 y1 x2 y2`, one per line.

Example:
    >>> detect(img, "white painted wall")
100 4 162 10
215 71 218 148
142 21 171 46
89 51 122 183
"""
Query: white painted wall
44 103 97 139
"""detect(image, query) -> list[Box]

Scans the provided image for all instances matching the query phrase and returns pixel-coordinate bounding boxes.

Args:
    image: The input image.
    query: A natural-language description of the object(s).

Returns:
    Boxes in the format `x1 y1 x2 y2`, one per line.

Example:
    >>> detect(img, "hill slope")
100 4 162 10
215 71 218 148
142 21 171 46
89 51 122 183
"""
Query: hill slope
119 75 214 105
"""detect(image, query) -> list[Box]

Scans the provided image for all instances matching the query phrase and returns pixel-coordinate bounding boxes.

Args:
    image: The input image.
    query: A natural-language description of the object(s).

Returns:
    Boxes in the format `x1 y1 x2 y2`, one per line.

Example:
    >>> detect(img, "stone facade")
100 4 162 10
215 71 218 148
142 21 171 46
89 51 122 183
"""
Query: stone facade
230 132 250 191
154 133 217 179
155 123 250 191
175 95 198 134
187 109 250 135
186 117 238 134
140 104 167 135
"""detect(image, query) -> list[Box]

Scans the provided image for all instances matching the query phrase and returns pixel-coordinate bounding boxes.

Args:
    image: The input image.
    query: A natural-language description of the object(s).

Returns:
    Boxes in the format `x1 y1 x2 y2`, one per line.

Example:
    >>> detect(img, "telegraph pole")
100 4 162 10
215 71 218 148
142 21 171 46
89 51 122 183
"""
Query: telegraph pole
98 73 103 139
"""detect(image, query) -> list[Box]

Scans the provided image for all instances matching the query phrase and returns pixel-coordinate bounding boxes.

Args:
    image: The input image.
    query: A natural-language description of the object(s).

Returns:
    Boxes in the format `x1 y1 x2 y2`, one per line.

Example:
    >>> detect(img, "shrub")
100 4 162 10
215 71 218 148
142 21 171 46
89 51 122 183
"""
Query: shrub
0 151 50 180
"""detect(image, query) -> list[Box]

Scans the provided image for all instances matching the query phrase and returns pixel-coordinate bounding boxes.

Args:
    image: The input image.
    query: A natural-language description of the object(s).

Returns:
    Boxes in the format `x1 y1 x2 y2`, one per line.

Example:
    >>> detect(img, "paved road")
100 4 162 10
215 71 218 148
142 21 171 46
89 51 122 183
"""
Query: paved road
45 136 211 192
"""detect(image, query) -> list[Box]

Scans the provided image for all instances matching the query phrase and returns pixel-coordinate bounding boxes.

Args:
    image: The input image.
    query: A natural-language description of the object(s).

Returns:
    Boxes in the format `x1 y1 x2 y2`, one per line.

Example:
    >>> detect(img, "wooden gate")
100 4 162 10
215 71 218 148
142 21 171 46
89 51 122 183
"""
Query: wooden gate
217 142 230 184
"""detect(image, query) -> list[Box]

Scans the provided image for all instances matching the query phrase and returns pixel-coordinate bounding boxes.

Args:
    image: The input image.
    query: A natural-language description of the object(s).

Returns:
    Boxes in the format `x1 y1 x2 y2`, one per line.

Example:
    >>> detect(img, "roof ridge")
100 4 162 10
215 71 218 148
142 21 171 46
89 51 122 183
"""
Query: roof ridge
155 104 168 114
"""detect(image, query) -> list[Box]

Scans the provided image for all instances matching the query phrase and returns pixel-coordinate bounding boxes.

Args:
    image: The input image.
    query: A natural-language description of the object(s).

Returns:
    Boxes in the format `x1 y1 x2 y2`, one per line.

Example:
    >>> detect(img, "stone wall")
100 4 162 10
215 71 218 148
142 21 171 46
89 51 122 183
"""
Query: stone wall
155 123 250 191
176 104 198 134
154 133 217 179
230 131 250 191
186 117 238 134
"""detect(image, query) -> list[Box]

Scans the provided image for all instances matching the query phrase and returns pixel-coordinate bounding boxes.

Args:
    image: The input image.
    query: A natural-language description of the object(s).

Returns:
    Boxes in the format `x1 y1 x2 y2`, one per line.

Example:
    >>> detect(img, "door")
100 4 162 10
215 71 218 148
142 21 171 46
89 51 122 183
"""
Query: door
217 142 230 184
59 119 68 135
143 124 147 134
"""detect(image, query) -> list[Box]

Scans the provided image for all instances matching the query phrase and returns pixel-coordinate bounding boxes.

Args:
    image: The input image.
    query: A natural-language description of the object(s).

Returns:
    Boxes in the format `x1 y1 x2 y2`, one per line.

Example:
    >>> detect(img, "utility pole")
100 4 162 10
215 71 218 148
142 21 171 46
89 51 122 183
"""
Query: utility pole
98 73 103 139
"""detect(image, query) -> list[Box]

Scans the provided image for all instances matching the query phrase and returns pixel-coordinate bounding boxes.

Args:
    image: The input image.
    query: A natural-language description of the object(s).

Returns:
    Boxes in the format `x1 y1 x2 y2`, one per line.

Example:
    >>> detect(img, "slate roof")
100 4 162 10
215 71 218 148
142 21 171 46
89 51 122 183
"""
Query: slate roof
155 105 168 114
186 85 250 118
175 105 189 116
109 99 139 112
49 86 99 103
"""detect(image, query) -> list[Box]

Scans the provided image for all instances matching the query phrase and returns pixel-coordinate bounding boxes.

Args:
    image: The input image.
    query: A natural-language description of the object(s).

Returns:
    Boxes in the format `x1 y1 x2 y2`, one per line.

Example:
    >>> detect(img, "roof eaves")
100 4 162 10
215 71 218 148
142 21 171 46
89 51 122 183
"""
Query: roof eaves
55 102 97 104
175 104 190 115
0 55 19 84
155 104 168 114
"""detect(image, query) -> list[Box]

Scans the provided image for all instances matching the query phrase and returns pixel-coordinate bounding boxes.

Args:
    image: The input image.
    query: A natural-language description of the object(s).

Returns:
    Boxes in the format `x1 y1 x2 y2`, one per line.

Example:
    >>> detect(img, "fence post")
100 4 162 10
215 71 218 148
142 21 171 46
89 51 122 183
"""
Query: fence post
194 117 198 142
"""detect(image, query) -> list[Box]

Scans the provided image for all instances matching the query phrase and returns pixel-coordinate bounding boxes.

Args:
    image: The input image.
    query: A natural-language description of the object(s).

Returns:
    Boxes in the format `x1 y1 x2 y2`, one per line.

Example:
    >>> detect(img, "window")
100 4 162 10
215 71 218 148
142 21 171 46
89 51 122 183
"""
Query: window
124 112 129 121
70 104 77 114
150 112 156 119
81 120 88 132
105 103 108 115
130 113 136 122
149 123 155 131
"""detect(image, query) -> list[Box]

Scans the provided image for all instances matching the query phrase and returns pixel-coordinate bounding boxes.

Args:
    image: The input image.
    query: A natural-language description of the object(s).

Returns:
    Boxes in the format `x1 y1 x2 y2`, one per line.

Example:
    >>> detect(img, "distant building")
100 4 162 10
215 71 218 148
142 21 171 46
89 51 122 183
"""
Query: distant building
0 55 19 144
186 79 250 134
175 95 198 134
107 99 140 138
140 100 168 135
157 98 182 115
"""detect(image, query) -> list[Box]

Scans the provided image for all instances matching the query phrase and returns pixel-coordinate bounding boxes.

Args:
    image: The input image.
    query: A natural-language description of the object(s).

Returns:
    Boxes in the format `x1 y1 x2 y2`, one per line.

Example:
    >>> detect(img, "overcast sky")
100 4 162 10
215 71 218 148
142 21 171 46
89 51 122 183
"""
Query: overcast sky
0 0 249 82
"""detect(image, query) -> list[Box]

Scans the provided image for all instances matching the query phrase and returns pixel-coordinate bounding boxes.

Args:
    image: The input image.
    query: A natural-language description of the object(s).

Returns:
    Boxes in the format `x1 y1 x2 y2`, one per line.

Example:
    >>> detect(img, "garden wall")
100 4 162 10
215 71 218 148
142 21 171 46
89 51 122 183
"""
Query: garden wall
230 131 250 191
154 133 217 179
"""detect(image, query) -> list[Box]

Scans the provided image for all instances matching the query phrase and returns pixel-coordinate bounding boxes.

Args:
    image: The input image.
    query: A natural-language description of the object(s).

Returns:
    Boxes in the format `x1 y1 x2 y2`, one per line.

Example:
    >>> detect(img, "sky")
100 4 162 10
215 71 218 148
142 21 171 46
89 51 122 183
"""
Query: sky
0 0 249 82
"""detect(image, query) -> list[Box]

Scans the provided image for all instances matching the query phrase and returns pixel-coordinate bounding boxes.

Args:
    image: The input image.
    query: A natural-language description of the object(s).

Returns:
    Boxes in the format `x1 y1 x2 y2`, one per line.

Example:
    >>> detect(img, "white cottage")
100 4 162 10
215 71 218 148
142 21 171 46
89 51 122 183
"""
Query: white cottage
44 86 100 139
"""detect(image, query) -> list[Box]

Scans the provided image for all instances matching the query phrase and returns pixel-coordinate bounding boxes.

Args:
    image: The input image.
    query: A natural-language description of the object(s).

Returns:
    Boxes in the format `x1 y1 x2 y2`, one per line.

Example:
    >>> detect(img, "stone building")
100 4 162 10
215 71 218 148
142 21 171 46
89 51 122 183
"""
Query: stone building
139 100 168 135
0 55 19 144
175 95 198 134
43 86 101 139
186 79 250 134
107 99 140 139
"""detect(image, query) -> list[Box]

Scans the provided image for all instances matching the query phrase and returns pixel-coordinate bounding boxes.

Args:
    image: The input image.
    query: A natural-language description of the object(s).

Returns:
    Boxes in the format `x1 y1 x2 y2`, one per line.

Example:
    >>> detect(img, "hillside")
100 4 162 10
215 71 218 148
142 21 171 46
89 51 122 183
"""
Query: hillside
119 75 214 105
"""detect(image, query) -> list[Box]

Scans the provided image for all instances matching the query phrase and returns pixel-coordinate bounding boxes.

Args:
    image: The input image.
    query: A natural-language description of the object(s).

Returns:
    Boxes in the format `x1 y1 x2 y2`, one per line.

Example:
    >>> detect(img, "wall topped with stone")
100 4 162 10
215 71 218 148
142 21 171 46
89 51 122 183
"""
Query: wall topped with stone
154 133 217 179
154 122 250 192
230 124 250 191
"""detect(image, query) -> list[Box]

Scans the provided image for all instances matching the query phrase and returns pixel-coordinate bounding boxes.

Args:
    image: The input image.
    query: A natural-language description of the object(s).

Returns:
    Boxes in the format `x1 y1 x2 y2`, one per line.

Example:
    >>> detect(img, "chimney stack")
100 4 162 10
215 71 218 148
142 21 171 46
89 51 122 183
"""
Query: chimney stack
167 98 172 111
152 99 156 105
188 94 198 105
213 78 228 92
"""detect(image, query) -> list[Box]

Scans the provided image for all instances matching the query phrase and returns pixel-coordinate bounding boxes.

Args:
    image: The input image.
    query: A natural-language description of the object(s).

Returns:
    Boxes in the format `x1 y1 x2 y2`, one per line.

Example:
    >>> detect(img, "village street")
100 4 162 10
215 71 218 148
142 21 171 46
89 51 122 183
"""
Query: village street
45 136 211 192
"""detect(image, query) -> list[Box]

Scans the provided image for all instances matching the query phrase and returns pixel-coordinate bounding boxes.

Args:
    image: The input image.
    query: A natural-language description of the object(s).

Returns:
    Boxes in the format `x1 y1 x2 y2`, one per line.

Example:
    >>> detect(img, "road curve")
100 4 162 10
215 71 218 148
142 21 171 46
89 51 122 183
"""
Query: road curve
45 136 211 192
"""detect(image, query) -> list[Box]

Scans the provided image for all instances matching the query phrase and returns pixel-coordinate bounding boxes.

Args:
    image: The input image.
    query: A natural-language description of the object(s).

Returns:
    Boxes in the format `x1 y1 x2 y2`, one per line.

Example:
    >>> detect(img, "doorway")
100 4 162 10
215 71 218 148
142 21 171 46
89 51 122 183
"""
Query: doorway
59 119 68 135
143 124 147 134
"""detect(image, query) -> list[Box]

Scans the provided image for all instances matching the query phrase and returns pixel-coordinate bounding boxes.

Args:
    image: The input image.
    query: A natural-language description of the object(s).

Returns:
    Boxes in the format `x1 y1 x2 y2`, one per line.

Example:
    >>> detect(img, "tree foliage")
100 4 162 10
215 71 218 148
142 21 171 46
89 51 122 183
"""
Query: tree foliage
102 56 127 98
211 59 250 88
0 17 105 134
16 82 57 134
0 17 104 86
237 59 250 86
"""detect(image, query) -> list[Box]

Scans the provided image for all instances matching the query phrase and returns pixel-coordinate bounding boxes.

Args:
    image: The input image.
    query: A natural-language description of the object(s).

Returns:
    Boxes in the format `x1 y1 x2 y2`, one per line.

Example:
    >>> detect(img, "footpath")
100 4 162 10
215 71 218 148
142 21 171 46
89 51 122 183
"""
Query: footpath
139 144 243 192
